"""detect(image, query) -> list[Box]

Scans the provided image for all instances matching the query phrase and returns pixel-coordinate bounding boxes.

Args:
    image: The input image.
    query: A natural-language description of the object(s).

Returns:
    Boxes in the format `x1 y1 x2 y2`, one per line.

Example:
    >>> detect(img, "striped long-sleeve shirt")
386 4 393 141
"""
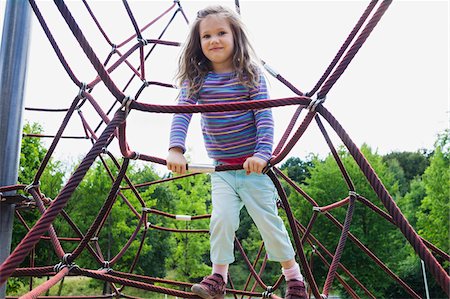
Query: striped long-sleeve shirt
169 71 274 162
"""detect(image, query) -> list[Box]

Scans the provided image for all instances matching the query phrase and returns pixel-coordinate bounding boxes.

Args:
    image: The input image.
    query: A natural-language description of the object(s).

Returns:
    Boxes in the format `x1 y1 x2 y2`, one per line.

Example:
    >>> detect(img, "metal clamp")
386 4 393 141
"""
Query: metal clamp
133 151 140 160
137 37 148 46
262 160 273 174
120 95 135 116
263 62 279 78
78 82 87 99
262 286 274 298
187 163 216 173
24 182 40 193
176 214 192 221
307 96 326 112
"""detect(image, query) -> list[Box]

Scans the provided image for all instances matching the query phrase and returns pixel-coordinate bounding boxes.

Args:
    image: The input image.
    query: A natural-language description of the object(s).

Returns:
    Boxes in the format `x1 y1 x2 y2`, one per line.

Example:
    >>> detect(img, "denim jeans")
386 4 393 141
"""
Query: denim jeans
209 169 295 264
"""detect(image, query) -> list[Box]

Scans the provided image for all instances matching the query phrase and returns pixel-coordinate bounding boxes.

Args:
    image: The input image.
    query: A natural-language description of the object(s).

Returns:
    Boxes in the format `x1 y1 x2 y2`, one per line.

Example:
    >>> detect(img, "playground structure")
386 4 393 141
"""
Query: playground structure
0 1 449 298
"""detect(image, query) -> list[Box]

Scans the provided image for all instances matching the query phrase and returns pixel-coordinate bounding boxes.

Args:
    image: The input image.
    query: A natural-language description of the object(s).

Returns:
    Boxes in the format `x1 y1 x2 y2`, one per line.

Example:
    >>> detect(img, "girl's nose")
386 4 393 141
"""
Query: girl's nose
211 35 219 43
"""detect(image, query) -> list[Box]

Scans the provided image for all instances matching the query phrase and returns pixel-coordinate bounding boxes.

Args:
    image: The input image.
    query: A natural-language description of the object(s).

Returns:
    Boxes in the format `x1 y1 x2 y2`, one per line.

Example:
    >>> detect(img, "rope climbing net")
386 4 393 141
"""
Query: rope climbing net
0 1 448 298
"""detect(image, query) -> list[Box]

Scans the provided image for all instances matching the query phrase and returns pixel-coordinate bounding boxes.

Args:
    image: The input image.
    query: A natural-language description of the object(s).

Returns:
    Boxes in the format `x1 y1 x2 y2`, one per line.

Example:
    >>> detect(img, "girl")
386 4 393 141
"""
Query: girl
166 5 307 299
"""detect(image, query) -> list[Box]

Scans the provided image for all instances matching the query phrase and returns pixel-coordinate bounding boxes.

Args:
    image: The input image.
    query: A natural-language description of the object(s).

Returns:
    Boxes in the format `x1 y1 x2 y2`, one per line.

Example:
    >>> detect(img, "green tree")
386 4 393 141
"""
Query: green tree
383 151 430 195
280 156 314 184
397 178 426 228
64 158 174 278
416 131 449 253
127 164 177 278
166 174 211 283
292 144 405 297
8 123 65 294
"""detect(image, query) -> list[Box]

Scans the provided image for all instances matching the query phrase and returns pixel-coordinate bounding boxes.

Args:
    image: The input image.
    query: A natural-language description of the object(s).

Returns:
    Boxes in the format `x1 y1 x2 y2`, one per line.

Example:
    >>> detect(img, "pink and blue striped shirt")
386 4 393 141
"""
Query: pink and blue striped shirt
169 71 274 162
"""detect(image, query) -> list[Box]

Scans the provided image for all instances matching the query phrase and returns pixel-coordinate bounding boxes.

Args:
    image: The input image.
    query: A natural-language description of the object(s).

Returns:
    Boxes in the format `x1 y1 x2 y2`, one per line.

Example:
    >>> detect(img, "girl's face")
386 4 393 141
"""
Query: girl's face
199 14 234 73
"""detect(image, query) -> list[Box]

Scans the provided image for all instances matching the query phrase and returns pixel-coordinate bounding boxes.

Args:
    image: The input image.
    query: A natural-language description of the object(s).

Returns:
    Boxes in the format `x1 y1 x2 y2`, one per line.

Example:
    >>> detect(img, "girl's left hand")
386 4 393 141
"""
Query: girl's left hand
243 156 267 175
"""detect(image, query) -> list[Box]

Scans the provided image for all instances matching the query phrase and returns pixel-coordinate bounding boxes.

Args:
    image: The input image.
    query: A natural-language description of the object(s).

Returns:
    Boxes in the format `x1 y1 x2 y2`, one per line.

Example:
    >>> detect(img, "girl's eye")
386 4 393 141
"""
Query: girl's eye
202 34 210 39
218 31 227 36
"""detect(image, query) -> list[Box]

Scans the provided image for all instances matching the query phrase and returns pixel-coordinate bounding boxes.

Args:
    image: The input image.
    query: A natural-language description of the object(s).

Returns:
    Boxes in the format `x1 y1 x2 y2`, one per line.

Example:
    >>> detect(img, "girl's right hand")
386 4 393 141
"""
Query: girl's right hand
166 147 187 175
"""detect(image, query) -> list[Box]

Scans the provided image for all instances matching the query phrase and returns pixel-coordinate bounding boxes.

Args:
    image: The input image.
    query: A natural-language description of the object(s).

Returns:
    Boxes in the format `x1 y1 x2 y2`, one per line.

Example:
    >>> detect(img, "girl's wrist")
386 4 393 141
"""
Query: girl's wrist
169 147 184 154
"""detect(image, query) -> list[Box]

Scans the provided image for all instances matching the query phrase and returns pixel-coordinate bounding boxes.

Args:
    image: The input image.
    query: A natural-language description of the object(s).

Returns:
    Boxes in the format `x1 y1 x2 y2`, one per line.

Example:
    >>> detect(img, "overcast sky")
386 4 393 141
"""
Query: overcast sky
1 1 448 175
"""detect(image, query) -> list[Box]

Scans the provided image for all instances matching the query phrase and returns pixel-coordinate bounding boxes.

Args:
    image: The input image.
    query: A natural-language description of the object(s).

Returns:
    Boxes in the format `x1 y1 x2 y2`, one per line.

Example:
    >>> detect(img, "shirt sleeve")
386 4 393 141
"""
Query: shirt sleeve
250 73 274 161
169 81 198 153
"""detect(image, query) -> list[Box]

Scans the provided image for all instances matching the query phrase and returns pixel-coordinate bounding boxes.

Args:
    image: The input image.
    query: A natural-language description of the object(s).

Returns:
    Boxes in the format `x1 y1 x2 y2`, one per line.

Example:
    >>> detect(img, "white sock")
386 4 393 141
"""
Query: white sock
212 264 229 283
282 262 304 282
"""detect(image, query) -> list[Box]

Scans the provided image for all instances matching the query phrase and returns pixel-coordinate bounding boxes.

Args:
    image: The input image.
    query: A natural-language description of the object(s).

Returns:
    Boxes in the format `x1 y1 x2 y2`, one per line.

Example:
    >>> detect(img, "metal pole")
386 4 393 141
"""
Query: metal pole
421 260 430 299
0 0 31 296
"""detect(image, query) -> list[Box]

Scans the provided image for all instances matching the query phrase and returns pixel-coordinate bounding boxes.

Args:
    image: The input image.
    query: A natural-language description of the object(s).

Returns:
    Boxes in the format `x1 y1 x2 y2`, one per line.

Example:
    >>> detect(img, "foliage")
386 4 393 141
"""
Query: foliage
291 144 406 298
383 150 430 195
6 123 65 294
396 177 426 228
13 123 65 266
10 122 449 297
165 174 211 283
416 131 449 253
280 156 314 184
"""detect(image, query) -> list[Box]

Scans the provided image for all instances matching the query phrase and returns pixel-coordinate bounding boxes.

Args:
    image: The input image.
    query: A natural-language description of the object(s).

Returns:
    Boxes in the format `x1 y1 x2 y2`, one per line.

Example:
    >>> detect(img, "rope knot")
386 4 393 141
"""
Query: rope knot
262 286 274 298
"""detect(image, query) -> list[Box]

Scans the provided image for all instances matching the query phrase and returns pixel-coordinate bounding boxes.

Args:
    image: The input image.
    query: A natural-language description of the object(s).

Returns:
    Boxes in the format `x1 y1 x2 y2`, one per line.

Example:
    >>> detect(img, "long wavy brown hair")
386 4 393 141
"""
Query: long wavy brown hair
176 5 260 99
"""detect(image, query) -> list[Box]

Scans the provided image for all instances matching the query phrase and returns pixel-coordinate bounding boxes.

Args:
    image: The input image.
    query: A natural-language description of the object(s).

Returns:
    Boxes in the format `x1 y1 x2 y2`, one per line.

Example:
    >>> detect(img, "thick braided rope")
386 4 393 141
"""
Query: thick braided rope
28 188 65 259
116 3 178 48
267 170 322 299
308 0 378 97
28 0 81 86
317 0 392 99
318 105 450 296
296 219 376 299
316 115 355 190
322 195 356 297
59 209 105 265
12 266 55 277
276 168 422 298
234 238 269 290
0 110 125 286
4 0 446 298
67 159 129 263
53 0 124 101
356 195 450 261
19 267 70 299
132 96 309 114
79 268 266 298
31 97 81 190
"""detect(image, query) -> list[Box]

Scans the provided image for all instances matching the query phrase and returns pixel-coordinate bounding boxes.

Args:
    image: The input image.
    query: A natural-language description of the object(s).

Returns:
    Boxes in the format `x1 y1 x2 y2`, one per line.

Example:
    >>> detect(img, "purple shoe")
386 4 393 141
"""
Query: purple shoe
285 280 307 299
191 273 226 299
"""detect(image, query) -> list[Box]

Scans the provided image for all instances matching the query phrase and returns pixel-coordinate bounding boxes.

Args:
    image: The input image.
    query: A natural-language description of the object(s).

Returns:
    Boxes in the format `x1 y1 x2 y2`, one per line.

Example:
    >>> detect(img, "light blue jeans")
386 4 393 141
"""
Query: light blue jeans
209 169 295 265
